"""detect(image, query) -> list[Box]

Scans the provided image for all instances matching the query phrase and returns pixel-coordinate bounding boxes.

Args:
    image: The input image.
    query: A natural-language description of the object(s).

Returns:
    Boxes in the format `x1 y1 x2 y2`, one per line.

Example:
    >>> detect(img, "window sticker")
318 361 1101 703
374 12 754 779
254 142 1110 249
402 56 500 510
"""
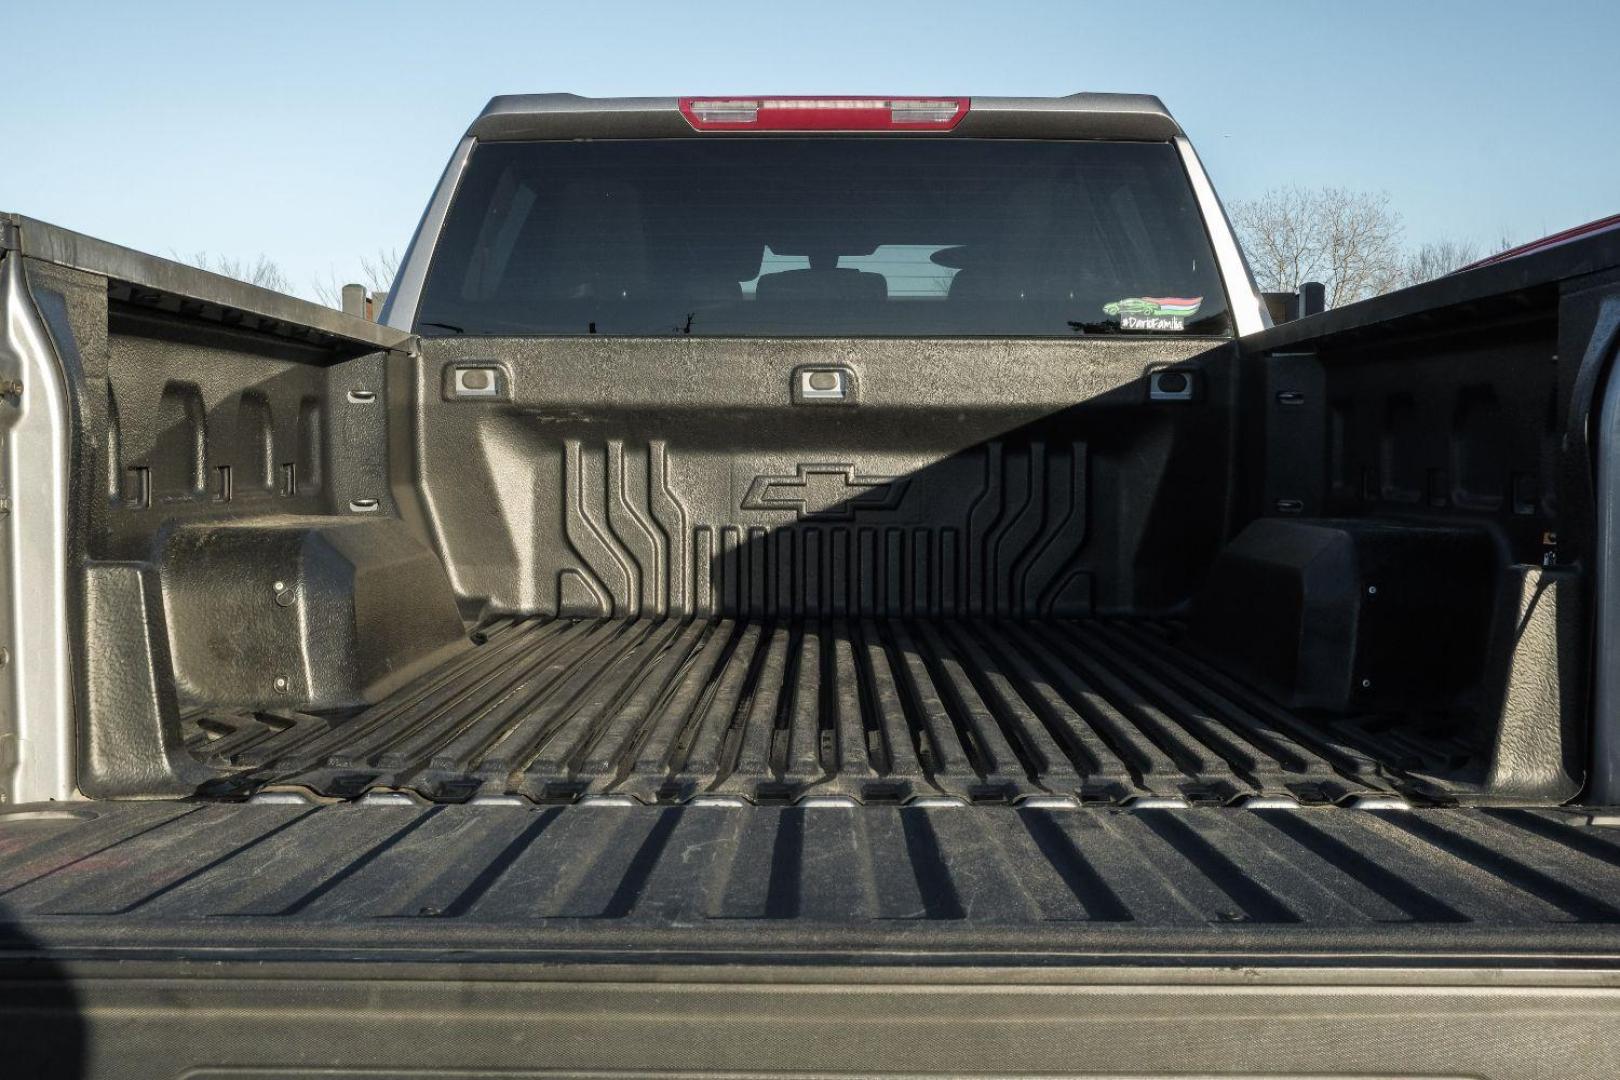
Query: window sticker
1102 296 1203 331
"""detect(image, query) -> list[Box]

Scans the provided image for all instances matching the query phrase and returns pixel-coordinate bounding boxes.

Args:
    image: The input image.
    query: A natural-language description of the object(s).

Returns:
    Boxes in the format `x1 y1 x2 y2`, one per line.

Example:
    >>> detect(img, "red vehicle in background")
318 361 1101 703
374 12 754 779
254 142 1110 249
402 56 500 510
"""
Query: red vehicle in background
1464 212 1620 270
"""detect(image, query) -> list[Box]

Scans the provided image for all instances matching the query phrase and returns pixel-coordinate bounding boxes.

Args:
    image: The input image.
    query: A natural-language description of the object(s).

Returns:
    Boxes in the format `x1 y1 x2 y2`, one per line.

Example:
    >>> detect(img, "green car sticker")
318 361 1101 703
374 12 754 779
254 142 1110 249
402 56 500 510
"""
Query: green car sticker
1102 296 1204 318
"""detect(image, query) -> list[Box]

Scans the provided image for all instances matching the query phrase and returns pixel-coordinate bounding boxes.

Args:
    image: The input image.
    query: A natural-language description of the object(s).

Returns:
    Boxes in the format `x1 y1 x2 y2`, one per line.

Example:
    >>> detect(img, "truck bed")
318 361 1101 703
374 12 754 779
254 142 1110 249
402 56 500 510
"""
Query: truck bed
3 798 1618 959
8 92 1620 1078
184 616 1486 807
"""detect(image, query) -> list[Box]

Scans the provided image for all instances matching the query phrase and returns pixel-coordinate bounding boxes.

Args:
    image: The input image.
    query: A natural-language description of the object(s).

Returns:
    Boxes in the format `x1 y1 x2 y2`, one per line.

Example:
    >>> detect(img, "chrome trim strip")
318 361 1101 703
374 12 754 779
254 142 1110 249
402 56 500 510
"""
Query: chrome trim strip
0 253 76 802
381 136 476 332
1175 136 1269 338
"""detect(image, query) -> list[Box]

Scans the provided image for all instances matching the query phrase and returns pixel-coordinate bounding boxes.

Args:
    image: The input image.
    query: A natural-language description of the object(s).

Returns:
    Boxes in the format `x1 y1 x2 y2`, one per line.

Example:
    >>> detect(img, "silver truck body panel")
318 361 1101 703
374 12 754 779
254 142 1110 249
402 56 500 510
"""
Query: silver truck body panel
379 137 475 333
0 251 76 802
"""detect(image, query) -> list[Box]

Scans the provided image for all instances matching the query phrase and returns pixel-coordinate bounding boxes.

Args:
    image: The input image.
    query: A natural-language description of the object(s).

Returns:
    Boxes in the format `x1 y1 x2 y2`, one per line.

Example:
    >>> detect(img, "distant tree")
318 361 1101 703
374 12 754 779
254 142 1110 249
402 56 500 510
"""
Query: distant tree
1488 232 1520 258
1401 238 1483 287
1231 187 1318 298
311 272 344 310
313 248 401 310
1231 186 1406 307
361 248 401 294
1317 190 1406 304
180 251 292 294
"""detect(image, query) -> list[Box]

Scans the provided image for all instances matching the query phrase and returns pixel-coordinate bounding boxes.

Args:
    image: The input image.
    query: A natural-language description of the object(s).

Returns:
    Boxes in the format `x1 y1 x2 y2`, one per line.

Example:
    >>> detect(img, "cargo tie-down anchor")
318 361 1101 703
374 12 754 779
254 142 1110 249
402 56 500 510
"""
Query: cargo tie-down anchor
794 365 854 404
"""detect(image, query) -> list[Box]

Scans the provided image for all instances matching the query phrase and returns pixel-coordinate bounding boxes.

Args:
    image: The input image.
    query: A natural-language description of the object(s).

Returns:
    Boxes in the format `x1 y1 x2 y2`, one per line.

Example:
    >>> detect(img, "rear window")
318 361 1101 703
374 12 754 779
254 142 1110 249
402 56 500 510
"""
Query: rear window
416 139 1231 338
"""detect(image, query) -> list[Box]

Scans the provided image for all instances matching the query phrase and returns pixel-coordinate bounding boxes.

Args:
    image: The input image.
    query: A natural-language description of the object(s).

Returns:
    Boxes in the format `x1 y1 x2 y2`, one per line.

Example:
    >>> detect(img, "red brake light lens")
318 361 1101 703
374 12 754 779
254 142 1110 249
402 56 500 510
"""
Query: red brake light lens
679 96 969 132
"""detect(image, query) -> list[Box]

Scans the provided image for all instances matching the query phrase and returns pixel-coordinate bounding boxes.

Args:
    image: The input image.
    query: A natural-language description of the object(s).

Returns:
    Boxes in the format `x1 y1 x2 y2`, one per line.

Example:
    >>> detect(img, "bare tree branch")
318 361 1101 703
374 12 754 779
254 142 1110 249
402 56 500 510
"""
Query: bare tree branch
1231 186 1406 307
359 249 400 295
1402 238 1483 287
311 270 346 309
1230 187 1322 296
178 251 292 294
1318 188 1404 305
310 249 401 310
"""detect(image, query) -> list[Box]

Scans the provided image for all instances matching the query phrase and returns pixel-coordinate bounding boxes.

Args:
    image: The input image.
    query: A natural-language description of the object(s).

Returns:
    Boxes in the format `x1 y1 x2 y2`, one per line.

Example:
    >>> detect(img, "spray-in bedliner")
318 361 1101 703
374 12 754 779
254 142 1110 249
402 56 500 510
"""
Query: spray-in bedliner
183 617 1489 806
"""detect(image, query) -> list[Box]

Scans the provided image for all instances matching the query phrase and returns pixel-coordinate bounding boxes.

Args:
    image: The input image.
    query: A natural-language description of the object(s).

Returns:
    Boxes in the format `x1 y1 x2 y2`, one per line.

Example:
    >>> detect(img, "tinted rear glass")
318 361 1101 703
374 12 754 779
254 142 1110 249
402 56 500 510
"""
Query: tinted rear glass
416 139 1231 338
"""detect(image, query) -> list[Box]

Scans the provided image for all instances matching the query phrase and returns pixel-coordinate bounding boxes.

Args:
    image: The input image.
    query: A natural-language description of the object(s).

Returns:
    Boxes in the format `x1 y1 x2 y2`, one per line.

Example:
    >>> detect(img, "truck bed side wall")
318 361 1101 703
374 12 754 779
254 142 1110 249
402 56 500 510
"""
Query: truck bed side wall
21 259 463 798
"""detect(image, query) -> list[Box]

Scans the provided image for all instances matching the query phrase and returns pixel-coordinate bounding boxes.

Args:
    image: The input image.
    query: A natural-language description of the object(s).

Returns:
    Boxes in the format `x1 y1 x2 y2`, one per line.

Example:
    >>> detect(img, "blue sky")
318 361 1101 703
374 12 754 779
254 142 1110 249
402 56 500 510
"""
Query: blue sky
4 0 1616 298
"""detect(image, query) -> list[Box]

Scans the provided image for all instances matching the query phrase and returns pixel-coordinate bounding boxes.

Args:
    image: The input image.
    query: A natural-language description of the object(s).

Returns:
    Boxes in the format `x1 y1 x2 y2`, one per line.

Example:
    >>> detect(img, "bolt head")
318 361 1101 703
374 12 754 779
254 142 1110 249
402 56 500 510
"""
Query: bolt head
273 675 289 693
1366 585 1378 596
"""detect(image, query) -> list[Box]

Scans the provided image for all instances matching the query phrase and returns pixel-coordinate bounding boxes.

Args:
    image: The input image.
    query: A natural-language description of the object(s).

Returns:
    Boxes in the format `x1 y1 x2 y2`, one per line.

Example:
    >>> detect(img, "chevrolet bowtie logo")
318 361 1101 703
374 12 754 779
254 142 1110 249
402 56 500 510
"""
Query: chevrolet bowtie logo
742 464 909 521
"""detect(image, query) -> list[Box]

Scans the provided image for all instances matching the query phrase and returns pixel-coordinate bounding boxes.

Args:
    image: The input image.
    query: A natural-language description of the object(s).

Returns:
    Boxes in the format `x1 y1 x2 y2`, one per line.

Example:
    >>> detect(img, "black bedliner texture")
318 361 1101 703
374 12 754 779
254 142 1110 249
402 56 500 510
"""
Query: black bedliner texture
2 799 1619 959
184 616 1492 807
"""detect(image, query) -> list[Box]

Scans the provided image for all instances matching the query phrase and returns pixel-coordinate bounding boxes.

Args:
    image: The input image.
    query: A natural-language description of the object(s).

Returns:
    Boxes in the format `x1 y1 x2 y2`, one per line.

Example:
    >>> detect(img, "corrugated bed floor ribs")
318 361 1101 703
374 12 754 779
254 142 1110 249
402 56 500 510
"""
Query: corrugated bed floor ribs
2 803 1617 946
185 617 1475 806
